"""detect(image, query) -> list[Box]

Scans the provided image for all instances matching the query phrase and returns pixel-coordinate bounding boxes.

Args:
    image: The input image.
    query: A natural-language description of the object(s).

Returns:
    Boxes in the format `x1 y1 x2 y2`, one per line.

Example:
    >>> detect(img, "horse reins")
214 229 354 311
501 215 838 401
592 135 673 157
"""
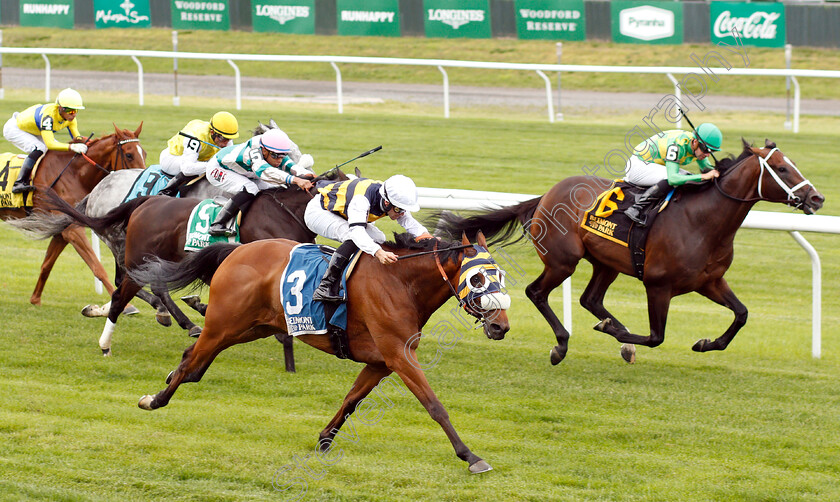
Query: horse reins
47 135 140 190
713 147 813 209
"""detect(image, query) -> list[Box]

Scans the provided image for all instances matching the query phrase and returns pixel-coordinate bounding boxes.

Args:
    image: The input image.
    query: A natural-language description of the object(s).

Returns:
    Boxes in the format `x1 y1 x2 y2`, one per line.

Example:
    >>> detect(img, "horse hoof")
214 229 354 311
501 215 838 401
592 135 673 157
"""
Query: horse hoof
692 339 710 352
155 312 172 327
181 295 202 310
122 305 140 315
593 318 612 333
549 346 566 365
165 371 174 384
102 348 111 357
82 304 105 317
188 326 202 338
620 344 636 364
138 395 155 410
468 460 493 474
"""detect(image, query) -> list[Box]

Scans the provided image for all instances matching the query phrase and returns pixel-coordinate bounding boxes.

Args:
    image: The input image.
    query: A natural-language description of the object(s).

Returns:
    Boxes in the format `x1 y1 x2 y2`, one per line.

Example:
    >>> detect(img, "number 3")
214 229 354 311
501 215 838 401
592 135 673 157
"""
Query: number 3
285 270 306 315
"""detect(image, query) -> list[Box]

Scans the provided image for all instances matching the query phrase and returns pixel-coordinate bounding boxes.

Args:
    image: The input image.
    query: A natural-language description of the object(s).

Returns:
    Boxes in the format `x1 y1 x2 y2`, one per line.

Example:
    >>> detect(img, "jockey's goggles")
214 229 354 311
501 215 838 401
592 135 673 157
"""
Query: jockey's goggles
265 149 287 160
390 204 405 214
210 131 226 143
59 106 78 114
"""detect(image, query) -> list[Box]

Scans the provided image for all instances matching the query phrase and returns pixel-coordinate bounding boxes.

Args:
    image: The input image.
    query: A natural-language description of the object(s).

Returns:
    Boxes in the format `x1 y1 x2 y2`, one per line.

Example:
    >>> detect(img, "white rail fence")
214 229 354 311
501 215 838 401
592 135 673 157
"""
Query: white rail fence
2 46 840 132
417 187 840 359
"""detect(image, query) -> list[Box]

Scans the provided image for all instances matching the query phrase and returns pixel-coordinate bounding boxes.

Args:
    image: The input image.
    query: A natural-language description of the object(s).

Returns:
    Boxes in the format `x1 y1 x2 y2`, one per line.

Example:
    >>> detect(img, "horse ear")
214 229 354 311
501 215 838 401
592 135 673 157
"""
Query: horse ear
355 167 362 178
461 232 469 246
476 230 487 248
113 123 121 136
765 138 776 149
741 137 751 151
269 119 279 129
134 122 143 137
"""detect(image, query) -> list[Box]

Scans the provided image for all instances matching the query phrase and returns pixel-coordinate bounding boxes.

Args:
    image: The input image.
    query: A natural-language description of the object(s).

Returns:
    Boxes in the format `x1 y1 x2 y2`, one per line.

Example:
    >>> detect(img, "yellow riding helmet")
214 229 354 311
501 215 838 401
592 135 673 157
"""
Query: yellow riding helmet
55 88 85 110
210 111 239 139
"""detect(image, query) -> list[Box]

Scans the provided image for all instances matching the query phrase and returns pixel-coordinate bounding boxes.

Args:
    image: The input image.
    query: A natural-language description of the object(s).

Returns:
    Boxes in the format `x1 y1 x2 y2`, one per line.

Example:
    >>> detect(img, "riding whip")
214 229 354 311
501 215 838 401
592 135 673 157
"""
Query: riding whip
678 107 719 164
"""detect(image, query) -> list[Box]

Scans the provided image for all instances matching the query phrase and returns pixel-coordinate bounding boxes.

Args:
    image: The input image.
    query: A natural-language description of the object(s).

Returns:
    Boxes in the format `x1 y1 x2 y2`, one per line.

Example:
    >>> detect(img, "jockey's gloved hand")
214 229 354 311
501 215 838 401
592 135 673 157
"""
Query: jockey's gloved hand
299 173 315 180
69 143 88 154
297 154 314 170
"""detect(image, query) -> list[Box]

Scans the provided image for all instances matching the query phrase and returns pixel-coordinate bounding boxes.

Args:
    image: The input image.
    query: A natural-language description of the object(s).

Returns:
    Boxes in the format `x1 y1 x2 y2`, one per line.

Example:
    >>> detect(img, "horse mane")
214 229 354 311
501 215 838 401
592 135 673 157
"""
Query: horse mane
382 233 464 263
715 138 775 173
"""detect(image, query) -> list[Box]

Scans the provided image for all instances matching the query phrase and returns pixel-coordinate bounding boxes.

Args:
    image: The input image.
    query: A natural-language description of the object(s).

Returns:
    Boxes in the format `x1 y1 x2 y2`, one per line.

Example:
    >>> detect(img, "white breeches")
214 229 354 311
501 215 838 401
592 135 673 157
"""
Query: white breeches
206 163 273 195
304 196 386 245
623 156 667 187
3 115 45 153
159 149 208 177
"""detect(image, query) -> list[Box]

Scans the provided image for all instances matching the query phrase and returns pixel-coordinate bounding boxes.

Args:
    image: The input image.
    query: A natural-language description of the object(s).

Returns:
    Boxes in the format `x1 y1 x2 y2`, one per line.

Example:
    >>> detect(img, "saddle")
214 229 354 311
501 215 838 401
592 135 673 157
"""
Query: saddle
0 152 40 211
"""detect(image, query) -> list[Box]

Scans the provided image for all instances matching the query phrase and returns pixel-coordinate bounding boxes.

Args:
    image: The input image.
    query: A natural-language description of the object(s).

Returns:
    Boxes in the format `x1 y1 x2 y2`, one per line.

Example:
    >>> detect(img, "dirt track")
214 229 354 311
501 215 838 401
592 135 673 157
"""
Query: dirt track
3 67 839 117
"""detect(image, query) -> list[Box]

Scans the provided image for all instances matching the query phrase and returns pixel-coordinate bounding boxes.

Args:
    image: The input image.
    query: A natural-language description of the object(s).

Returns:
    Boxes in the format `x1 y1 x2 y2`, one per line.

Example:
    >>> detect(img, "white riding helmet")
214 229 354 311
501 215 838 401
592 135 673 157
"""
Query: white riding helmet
380 175 420 212
55 88 85 110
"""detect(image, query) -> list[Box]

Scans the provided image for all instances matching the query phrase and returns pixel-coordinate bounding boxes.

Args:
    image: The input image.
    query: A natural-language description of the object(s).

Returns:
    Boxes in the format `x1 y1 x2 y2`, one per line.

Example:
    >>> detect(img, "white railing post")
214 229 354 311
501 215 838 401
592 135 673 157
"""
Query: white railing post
438 65 449 119
789 231 821 359
792 76 800 134
226 59 241 110
172 30 179 107
42 54 50 102
131 55 144 106
330 62 343 115
91 231 103 295
0 30 4 100
536 70 554 124
784 43 792 130
666 73 682 129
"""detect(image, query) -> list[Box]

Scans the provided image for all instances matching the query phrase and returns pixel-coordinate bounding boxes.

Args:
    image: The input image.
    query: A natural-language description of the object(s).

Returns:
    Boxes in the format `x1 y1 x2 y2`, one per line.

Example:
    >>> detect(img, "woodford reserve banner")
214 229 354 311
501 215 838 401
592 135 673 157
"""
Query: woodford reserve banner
710 2 785 48
20 0 74 28
252 0 315 34
337 0 400 37
611 1 683 45
424 0 491 39
171 0 230 30
515 0 585 41
94 0 151 28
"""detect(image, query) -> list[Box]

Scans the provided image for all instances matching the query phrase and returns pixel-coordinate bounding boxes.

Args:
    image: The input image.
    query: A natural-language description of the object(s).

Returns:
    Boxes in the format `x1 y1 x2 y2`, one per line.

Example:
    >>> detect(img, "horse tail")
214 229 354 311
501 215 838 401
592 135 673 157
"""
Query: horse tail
128 243 240 292
4 194 93 240
434 196 543 245
41 189 153 236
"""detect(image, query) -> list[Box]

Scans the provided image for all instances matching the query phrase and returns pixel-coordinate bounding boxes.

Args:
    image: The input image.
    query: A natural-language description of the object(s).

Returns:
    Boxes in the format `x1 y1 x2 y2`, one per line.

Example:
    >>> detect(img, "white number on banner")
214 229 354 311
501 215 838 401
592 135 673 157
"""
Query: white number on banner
285 270 306 315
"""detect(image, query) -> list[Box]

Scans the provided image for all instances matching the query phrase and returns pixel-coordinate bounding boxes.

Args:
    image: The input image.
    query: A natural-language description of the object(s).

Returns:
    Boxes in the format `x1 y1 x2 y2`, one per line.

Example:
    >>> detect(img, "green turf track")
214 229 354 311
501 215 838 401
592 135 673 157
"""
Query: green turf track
0 73 839 501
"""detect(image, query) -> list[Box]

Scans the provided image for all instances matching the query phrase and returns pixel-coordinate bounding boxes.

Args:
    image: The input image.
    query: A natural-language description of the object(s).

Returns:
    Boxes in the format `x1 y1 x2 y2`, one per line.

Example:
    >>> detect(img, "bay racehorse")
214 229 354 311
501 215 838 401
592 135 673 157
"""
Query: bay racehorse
129 232 511 473
2 124 146 306
40 169 347 357
437 139 824 364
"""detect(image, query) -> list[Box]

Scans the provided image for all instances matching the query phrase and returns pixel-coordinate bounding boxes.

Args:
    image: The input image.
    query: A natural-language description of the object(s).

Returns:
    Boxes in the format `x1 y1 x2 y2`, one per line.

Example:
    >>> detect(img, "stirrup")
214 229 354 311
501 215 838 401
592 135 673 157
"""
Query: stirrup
12 182 34 193
208 224 236 237
312 284 343 303
625 207 647 226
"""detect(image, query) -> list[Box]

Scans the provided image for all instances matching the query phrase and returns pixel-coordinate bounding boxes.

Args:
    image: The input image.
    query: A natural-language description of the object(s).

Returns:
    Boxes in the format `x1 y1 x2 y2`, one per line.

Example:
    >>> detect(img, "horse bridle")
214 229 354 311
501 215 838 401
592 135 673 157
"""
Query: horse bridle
426 240 493 324
714 147 813 209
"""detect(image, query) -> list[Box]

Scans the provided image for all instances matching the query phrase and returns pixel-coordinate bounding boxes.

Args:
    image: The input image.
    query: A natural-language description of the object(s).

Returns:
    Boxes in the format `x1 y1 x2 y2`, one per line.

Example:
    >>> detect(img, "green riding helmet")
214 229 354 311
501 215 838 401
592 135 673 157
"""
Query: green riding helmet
695 123 722 152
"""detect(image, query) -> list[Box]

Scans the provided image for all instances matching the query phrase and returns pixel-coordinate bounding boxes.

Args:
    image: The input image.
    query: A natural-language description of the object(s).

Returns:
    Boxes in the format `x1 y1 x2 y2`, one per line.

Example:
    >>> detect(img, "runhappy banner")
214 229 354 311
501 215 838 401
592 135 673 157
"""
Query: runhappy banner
710 2 785 48
424 0 491 39
20 0 74 28
337 0 400 37
252 0 315 33
94 0 151 28
171 0 230 30
515 0 585 41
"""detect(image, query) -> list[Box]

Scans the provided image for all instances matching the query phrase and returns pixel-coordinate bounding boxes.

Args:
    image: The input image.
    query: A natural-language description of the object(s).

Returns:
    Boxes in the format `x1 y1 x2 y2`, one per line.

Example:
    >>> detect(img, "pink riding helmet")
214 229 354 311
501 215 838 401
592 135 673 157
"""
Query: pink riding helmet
259 129 293 153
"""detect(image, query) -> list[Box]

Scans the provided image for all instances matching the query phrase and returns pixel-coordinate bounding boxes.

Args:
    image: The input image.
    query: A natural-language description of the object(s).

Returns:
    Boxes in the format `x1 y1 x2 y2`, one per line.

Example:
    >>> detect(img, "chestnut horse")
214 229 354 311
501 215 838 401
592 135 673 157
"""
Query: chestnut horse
40 169 346 357
2 125 146 305
129 232 511 473
438 139 824 364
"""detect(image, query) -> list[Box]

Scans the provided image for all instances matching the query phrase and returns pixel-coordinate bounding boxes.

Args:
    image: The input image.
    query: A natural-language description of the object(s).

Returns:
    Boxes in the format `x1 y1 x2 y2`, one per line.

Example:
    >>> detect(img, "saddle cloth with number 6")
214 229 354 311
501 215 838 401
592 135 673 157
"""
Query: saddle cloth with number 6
279 243 357 337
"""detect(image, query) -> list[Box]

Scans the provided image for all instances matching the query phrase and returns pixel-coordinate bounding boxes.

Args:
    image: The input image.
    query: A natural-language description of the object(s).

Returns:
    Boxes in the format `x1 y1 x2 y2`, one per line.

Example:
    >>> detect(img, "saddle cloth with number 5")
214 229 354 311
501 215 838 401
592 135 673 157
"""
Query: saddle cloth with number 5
279 243 356 337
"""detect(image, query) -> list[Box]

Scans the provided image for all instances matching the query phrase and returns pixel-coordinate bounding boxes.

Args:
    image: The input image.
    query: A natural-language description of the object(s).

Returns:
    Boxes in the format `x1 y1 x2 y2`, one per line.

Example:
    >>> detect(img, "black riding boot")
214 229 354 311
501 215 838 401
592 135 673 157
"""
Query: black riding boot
208 190 256 237
625 180 670 227
158 172 193 197
12 149 44 193
312 241 359 303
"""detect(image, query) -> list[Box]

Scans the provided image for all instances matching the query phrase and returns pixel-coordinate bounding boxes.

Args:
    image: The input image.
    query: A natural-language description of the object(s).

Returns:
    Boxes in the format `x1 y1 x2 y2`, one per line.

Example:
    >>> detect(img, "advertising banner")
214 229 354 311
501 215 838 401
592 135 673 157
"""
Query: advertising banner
337 0 400 37
94 0 151 28
172 0 230 30
710 2 785 48
424 0 491 39
20 0 74 29
515 0 584 41
252 0 315 34
611 1 683 45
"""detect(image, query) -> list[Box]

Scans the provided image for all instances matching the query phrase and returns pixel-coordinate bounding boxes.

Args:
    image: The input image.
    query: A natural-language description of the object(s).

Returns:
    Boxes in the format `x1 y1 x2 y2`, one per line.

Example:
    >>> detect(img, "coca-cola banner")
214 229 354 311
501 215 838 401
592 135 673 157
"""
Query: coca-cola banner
710 2 785 48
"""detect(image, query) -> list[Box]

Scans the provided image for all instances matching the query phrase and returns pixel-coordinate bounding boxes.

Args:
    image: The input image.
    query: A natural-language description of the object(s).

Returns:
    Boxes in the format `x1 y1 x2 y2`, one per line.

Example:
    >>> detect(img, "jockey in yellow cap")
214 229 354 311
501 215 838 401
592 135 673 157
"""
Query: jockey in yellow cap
158 111 240 197
3 88 87 193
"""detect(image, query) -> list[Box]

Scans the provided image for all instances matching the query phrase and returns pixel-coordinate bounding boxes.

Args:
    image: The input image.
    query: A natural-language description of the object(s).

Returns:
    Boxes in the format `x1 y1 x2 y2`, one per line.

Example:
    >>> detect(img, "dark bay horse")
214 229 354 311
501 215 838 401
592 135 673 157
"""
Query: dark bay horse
129 232 511 473
41 169 346 356
438 139 824 364
2 125 146 306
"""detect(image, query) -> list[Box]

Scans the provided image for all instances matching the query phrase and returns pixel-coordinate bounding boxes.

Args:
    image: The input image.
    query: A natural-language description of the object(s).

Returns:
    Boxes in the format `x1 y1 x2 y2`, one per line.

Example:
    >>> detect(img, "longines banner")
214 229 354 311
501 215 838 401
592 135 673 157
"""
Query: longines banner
172 0 230 30
20 0 74 28
515 0 584 41
252 0 315 33
611 1 683 45
337 0 400 36
94 0 151 28
423 0 491 39
710 2 785 48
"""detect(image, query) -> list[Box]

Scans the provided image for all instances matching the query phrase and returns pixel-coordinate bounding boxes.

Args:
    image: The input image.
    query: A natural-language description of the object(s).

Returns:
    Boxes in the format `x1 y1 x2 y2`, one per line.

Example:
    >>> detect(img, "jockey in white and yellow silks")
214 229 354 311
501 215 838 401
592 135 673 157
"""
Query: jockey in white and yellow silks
157 111 240 196
304 175 432 302
622 123 723 227
2 88 87 193
203 129 314 236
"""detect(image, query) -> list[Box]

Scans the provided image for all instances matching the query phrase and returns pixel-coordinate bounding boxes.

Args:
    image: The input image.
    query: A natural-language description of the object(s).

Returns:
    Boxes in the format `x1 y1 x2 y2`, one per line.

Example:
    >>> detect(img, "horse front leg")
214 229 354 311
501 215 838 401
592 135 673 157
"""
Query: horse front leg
525 266 575 365
98 278 143 356
317 364 392 448
30 233 69 305
694 278 748 352
581 264 637 363
605 285 671 355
